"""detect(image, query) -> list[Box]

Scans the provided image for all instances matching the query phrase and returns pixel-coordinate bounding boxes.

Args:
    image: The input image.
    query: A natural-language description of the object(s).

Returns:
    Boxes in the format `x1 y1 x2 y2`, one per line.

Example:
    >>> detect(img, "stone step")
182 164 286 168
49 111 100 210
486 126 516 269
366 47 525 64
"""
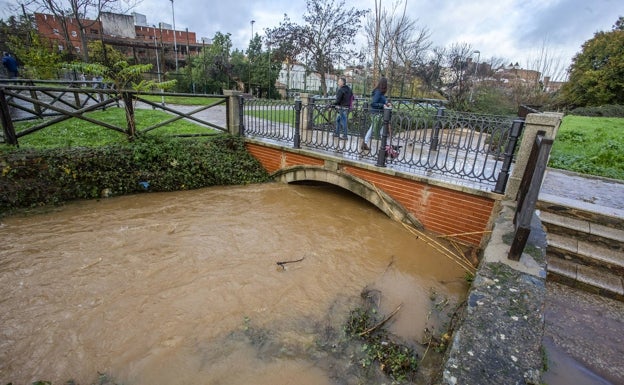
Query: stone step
546 232 624 274
539 211 624 251
547 256 624 301
537 193 624 230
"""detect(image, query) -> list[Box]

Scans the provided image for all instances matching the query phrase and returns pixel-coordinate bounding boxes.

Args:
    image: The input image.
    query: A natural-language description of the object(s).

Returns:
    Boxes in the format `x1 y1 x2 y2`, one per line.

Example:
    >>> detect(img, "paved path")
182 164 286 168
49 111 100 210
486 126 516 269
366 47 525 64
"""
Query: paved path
540 168 624 385
541 168 624 211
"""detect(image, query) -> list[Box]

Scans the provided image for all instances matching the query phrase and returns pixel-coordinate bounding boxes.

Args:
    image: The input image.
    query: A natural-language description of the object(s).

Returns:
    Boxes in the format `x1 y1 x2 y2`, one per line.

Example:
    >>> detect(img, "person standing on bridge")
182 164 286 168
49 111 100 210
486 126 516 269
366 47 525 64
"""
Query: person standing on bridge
332 77 353 140
361 77 391 151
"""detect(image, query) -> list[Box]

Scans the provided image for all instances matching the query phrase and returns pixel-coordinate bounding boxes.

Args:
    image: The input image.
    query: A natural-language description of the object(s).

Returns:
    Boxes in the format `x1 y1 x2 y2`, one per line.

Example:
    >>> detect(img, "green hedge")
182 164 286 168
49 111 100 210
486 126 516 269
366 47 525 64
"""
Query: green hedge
0 135 271 214
568 104 624 117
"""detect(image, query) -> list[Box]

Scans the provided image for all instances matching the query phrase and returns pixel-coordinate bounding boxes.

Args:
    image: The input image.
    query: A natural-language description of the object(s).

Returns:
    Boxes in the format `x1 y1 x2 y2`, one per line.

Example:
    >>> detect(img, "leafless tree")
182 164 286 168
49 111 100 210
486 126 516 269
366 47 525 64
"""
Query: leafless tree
363 0 431 97
266 0 367 96
522 38 567 82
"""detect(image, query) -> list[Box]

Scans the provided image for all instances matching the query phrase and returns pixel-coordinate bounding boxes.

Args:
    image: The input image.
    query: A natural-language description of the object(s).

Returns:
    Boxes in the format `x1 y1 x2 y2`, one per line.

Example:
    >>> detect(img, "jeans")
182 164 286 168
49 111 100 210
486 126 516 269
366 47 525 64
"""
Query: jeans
364 114 382 143
334 108 348 137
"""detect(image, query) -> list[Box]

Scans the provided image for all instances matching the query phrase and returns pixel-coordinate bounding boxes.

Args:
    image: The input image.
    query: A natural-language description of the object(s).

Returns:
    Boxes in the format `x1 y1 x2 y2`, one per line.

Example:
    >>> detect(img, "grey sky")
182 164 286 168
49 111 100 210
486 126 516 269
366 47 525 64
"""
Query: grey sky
2 0 622 77
137 0 621 76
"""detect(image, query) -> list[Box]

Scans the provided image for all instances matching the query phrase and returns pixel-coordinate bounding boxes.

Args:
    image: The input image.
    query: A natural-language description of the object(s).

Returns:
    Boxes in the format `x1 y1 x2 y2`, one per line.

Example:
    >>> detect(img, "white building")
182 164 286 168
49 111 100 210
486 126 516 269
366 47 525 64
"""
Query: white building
277 62 337 96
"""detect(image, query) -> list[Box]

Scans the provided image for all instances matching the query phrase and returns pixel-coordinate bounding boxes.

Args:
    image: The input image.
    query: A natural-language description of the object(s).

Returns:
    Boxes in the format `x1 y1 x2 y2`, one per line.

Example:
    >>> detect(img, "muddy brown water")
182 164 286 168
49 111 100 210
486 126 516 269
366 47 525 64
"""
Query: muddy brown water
0 183 470 385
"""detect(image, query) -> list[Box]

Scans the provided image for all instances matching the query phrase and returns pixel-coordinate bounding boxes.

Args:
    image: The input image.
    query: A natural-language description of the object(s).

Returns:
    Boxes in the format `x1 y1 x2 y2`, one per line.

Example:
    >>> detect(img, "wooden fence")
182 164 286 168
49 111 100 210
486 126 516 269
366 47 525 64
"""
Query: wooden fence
0 80 228 146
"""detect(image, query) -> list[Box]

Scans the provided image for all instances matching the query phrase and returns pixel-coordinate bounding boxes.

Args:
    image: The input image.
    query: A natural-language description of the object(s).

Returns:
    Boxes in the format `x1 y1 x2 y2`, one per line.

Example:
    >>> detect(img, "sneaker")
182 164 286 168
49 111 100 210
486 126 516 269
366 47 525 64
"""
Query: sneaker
361 143 370 150
341 136 348 140
332 133 340 138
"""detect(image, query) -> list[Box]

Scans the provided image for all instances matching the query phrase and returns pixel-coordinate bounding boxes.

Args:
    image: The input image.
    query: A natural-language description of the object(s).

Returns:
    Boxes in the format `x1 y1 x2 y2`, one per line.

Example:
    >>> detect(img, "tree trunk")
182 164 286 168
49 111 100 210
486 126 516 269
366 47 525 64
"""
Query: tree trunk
122 92 136 139
80 27 89 62
373 0 382 82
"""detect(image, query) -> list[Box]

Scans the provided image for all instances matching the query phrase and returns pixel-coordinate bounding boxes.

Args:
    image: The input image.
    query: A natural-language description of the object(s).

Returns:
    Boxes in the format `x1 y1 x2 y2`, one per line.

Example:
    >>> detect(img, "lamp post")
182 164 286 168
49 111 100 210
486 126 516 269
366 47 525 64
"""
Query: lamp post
470 50 481 103
170 0 178 72
248 19 255 94
267 41 271 98
473 50 481 76
152 25 165 106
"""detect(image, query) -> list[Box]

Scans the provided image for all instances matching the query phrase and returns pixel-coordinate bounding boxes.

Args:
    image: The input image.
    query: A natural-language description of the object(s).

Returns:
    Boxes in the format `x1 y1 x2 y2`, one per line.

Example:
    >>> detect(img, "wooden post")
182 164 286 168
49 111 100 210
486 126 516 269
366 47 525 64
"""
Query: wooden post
0 88 18 146
508 132 553 260
122 92 136 139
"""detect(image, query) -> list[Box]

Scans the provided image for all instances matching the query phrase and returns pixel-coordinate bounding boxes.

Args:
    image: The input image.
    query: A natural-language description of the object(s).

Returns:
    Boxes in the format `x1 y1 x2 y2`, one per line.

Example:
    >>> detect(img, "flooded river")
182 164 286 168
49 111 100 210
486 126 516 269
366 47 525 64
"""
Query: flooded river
0 183 469 384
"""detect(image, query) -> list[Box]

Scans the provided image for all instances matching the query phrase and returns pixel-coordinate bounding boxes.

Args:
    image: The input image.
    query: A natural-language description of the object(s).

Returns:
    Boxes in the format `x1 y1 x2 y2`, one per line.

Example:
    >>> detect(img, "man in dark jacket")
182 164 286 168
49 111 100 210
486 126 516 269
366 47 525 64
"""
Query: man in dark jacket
2 52 19 79
333 77 353 140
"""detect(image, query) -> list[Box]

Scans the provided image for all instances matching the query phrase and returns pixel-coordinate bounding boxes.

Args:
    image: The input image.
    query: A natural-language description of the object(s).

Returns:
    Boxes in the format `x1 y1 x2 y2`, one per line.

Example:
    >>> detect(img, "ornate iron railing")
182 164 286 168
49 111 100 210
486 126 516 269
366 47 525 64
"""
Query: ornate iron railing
242 96 524 192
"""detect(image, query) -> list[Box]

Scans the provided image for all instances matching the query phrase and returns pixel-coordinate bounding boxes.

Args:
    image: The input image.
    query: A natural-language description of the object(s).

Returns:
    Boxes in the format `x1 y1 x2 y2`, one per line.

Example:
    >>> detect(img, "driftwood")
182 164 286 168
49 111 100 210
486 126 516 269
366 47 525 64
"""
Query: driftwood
276 257 305 269
358 303 403 337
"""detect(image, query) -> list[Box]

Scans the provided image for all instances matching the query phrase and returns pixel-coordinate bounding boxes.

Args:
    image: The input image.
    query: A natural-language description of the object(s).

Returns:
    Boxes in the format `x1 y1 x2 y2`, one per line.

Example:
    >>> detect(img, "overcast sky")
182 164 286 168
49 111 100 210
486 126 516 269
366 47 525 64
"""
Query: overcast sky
134 0 621 77
2 0 622 78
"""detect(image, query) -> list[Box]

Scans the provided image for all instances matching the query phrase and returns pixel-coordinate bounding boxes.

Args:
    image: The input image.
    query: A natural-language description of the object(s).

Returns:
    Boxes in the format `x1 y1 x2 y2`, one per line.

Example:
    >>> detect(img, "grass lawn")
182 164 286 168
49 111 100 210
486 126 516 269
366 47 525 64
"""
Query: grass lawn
2 107 219 150
550 115 624 180
246 108 296 124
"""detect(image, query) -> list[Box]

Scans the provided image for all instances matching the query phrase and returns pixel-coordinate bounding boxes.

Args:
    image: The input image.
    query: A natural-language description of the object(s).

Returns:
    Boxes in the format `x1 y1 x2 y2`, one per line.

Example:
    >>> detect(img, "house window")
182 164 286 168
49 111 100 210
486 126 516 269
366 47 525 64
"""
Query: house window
75 46 80 53
90 29 98 34
53 28 59 35
58 44 64 51
71 31 77 37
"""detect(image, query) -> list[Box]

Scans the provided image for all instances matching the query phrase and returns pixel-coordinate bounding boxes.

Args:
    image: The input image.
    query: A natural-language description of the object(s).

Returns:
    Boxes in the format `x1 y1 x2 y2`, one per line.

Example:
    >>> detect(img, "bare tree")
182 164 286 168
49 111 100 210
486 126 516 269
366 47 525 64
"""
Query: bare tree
363 0 431 97
522 38 567 82
370 0 381 82
266 0 367 96
21 0 138 62
265 14 304 96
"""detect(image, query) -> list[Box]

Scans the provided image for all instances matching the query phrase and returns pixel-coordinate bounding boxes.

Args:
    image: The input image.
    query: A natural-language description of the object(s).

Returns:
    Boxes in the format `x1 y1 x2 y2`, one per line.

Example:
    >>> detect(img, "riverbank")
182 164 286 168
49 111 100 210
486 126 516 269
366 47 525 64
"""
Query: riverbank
441 168 624 385
441 199 547 385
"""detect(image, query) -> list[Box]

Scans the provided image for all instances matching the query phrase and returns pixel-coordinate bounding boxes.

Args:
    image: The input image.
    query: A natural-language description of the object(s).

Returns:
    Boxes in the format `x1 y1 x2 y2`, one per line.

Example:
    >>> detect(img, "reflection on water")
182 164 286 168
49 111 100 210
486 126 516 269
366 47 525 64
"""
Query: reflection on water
0 183 469 384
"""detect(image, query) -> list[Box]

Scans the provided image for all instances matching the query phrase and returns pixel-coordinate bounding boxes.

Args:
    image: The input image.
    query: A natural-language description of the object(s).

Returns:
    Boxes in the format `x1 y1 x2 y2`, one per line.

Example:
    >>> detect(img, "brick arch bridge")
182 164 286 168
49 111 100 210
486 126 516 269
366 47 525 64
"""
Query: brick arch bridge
272 164 426 231
246 141 500 247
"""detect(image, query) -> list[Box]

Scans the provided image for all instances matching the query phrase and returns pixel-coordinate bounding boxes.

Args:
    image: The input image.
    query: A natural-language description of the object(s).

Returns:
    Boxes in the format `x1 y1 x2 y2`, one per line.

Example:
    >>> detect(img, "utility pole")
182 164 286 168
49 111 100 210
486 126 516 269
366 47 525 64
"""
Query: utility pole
170 0 178 72
267 41 271 98
153 25 164 106
470 50 480 103
249 20 255 94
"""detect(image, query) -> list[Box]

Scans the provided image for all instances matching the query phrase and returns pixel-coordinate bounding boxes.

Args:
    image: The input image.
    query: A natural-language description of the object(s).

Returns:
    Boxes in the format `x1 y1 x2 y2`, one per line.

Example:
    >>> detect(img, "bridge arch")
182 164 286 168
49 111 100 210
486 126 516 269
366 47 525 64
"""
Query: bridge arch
271 165 424 230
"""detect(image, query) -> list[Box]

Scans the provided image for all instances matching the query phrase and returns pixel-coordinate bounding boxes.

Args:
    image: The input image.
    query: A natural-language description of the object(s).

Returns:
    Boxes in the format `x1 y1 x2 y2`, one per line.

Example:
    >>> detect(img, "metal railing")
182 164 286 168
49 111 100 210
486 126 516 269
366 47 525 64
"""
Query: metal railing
242 96 525 192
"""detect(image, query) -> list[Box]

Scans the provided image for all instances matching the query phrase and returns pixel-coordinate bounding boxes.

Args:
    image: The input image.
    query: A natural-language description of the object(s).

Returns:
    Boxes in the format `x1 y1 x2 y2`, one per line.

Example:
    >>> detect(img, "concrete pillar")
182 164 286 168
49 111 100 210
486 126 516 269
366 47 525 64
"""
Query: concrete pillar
505 112 563 199
300 93 314 139
223 90 242 135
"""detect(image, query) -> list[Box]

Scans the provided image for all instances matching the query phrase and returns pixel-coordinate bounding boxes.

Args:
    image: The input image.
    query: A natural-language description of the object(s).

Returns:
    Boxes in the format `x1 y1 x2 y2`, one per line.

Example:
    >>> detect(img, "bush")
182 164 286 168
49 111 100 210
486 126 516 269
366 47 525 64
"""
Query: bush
0 135 271 214
568 104 624 117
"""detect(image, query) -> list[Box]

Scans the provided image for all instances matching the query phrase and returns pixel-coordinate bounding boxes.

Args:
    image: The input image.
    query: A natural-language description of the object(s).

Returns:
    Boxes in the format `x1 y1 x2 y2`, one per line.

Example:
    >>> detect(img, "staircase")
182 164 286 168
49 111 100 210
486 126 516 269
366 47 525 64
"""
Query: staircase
537 192 624 301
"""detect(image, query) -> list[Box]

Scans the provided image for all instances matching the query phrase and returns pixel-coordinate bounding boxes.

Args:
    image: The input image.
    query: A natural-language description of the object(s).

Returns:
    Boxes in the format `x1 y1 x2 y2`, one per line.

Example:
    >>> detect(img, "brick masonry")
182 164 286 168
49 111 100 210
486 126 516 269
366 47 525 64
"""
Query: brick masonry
246 143 496 246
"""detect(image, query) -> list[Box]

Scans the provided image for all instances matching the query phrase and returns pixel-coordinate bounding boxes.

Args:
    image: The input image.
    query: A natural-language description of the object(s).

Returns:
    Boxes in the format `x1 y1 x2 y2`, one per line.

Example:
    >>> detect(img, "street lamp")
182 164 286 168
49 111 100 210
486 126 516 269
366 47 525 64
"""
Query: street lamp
152 25 165 106
267 40 271 98
248 19 255 94
170 0 178 72
470 50 481 103
473 50 481 76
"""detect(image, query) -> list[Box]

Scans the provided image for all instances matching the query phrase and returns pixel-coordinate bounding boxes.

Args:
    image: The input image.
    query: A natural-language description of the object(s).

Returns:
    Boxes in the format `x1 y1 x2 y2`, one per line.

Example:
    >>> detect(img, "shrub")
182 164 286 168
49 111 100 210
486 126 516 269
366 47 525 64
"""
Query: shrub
568 104 624 117
0 135 270 214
